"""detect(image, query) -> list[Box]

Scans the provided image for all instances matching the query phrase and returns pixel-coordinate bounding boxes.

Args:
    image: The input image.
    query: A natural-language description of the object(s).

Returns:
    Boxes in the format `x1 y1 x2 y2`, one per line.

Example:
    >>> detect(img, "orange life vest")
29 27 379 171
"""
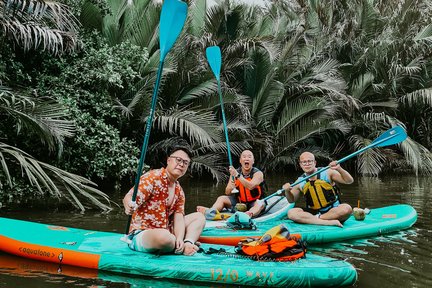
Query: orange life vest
235 224 307 262
234 167 265 203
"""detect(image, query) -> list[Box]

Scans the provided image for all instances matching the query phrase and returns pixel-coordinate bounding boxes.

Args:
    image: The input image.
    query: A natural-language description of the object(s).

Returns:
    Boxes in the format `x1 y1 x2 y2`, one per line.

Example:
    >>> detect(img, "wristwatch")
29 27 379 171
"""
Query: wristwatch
235 172 241 179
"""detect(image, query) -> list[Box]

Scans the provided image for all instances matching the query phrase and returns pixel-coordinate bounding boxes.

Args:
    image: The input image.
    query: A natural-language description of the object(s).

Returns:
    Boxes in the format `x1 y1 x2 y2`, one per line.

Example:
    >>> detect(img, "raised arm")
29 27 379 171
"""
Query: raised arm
328 161 354 184
237 170 264 190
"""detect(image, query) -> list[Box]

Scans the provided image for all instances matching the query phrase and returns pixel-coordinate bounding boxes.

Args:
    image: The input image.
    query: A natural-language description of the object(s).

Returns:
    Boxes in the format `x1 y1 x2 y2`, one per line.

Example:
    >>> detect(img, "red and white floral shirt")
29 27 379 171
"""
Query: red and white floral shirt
127 168 185 233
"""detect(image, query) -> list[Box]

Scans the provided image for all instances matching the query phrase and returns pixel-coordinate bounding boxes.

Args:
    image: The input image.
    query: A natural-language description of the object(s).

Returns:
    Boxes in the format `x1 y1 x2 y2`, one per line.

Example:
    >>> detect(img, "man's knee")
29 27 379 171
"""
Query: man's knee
194 212 206 225
187 212 206 226
340 204 353 215
145 230 175 250
288 208 303 220
217 195 230 202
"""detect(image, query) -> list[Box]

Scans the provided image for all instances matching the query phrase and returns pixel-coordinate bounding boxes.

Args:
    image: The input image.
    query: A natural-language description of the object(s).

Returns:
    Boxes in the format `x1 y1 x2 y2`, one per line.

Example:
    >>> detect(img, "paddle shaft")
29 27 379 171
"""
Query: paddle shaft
217 82 234 167
125 61 164 234
266 128 403 200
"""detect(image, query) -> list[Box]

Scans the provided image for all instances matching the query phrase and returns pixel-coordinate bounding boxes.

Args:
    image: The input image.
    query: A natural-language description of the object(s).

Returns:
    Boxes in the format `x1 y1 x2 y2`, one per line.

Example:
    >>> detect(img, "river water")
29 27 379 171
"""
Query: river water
0 175 431 287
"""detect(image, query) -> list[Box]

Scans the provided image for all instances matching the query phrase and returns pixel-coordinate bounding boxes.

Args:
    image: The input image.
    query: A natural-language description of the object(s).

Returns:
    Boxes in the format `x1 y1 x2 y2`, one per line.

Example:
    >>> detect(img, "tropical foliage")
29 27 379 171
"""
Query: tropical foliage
1 0 432 210
0 0 111 210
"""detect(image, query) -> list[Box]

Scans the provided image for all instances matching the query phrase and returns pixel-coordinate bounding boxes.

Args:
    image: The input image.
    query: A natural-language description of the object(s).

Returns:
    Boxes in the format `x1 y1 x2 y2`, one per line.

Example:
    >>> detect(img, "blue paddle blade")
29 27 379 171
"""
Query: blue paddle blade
372 125 407 147
206 46 222 81
159 0 188 61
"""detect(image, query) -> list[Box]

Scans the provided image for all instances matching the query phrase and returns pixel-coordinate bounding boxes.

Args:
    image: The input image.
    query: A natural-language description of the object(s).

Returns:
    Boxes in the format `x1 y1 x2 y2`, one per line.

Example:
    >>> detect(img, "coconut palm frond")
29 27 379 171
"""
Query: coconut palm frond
155 108 221 146
399 137 422 175
276 97 325 136
124 0 159 49
0 87 75 151
357 147 386 176
193 140 251 160
413 24 432 41
269 144 329 171
0 142 111 211
362 100 399 110
244 49 284 122
253 73 284 123
361 112 388 125
62 177 114 211
80 0 105 31
358 0 385 41
418 145 432 174
351 72 374 100
399 88 432 107
188 0 207 37
190 153 228 183
221 119 251 138
177 80 218 105
1 0 80 54
63 185 85 211
349 134 386 176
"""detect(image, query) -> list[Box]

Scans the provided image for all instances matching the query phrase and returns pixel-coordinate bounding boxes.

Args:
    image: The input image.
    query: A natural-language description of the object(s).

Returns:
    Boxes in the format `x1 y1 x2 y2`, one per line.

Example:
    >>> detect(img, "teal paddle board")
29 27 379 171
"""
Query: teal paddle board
0 217 357 287
205 195 293 227
200 204 417 245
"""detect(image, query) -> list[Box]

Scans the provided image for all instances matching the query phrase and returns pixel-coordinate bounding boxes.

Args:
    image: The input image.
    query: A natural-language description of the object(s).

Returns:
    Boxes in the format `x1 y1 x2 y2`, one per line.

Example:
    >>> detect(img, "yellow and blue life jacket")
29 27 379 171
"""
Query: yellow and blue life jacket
298 169 340 211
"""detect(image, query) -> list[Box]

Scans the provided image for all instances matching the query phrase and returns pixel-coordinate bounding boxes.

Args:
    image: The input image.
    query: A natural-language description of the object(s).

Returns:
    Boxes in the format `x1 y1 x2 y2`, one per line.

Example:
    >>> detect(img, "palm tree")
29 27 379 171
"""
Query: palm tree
0 0 113 210
200 1 352 170
79 0 253 182
309 0 432 175
0 86 111 211
78 0 432 179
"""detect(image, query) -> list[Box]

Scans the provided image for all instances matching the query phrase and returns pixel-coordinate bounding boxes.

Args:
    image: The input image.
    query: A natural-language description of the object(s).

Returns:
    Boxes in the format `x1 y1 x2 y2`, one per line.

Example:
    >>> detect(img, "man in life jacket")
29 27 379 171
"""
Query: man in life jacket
197 150 266 218
283 152 354 227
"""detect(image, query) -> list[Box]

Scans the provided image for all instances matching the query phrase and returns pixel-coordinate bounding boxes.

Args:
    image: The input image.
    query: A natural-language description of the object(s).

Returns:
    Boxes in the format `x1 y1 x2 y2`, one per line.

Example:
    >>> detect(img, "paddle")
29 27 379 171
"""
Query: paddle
206 45 239 193
124 0 188 235
264 125 408 201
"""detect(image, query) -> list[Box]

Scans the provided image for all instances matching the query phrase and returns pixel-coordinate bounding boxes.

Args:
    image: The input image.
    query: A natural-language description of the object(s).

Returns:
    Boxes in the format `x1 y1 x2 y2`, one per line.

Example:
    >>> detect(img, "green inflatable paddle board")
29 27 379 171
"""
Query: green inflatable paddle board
0 217 357 287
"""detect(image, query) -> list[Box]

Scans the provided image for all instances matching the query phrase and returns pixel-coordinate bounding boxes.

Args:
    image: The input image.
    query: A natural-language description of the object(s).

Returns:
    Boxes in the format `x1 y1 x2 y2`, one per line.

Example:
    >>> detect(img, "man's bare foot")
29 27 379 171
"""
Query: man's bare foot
183 242 199 256
196 206 208 214
324 219 343 227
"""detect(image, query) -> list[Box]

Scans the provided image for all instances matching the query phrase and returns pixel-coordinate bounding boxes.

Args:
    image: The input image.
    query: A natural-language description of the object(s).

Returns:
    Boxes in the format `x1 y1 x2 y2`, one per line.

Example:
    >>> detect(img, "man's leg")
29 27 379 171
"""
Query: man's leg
288 208 343 227
319 203 352 222
197 195 233 213
131 229 176 253
245 200 265 217
183 212 206 255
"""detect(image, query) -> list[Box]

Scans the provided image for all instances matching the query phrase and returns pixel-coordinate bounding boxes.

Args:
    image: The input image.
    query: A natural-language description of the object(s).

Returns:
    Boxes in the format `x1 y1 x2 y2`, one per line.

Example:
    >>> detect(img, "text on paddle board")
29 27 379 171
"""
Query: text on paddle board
211 268 274 283
19 247 55 258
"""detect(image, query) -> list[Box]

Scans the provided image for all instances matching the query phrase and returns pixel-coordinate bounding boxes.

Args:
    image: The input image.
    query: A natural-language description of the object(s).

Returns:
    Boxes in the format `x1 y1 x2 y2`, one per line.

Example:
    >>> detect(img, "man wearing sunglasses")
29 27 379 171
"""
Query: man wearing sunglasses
283 152 354 227
123 145 205 256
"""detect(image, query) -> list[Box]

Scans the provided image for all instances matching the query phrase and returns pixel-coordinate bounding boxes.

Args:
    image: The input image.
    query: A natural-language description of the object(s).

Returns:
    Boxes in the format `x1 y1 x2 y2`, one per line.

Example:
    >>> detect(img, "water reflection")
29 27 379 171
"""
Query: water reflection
0 175 431 287
0 252 214 288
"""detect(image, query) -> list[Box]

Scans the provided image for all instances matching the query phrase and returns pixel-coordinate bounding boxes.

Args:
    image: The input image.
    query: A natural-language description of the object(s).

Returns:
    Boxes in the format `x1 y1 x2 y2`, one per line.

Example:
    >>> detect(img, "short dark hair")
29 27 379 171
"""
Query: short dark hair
168 145 193 159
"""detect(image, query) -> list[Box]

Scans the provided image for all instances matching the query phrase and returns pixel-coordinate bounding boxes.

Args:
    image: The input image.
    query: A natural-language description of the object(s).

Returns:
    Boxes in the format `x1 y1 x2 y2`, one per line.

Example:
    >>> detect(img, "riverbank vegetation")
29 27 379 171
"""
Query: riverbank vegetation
1 0 431 210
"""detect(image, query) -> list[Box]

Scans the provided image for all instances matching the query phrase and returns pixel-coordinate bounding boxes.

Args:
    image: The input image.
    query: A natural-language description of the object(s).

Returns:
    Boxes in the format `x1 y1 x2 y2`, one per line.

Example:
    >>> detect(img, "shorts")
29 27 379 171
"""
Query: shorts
127 230 153 253
305 200 341 217
228 195 260 212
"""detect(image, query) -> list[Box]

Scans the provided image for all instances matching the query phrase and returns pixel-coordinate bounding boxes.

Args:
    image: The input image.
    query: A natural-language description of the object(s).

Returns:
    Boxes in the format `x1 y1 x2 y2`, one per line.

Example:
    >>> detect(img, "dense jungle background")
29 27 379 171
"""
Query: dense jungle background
1 0 432 211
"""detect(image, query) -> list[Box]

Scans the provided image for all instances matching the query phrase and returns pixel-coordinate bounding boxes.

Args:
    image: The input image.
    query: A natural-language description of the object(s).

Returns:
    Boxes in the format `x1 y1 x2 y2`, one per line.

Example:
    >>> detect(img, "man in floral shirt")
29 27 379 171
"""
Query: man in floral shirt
123 146 205 256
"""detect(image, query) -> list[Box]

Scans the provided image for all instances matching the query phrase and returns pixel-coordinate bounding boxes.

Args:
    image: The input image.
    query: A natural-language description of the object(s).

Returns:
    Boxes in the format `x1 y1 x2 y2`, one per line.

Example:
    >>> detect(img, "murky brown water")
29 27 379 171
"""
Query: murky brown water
0 175 431 287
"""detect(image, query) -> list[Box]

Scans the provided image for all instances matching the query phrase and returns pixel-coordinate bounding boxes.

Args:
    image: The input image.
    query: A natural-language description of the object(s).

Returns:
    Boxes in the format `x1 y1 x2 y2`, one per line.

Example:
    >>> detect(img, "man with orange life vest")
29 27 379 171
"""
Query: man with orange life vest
283 152 354 227
197 150 266 218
